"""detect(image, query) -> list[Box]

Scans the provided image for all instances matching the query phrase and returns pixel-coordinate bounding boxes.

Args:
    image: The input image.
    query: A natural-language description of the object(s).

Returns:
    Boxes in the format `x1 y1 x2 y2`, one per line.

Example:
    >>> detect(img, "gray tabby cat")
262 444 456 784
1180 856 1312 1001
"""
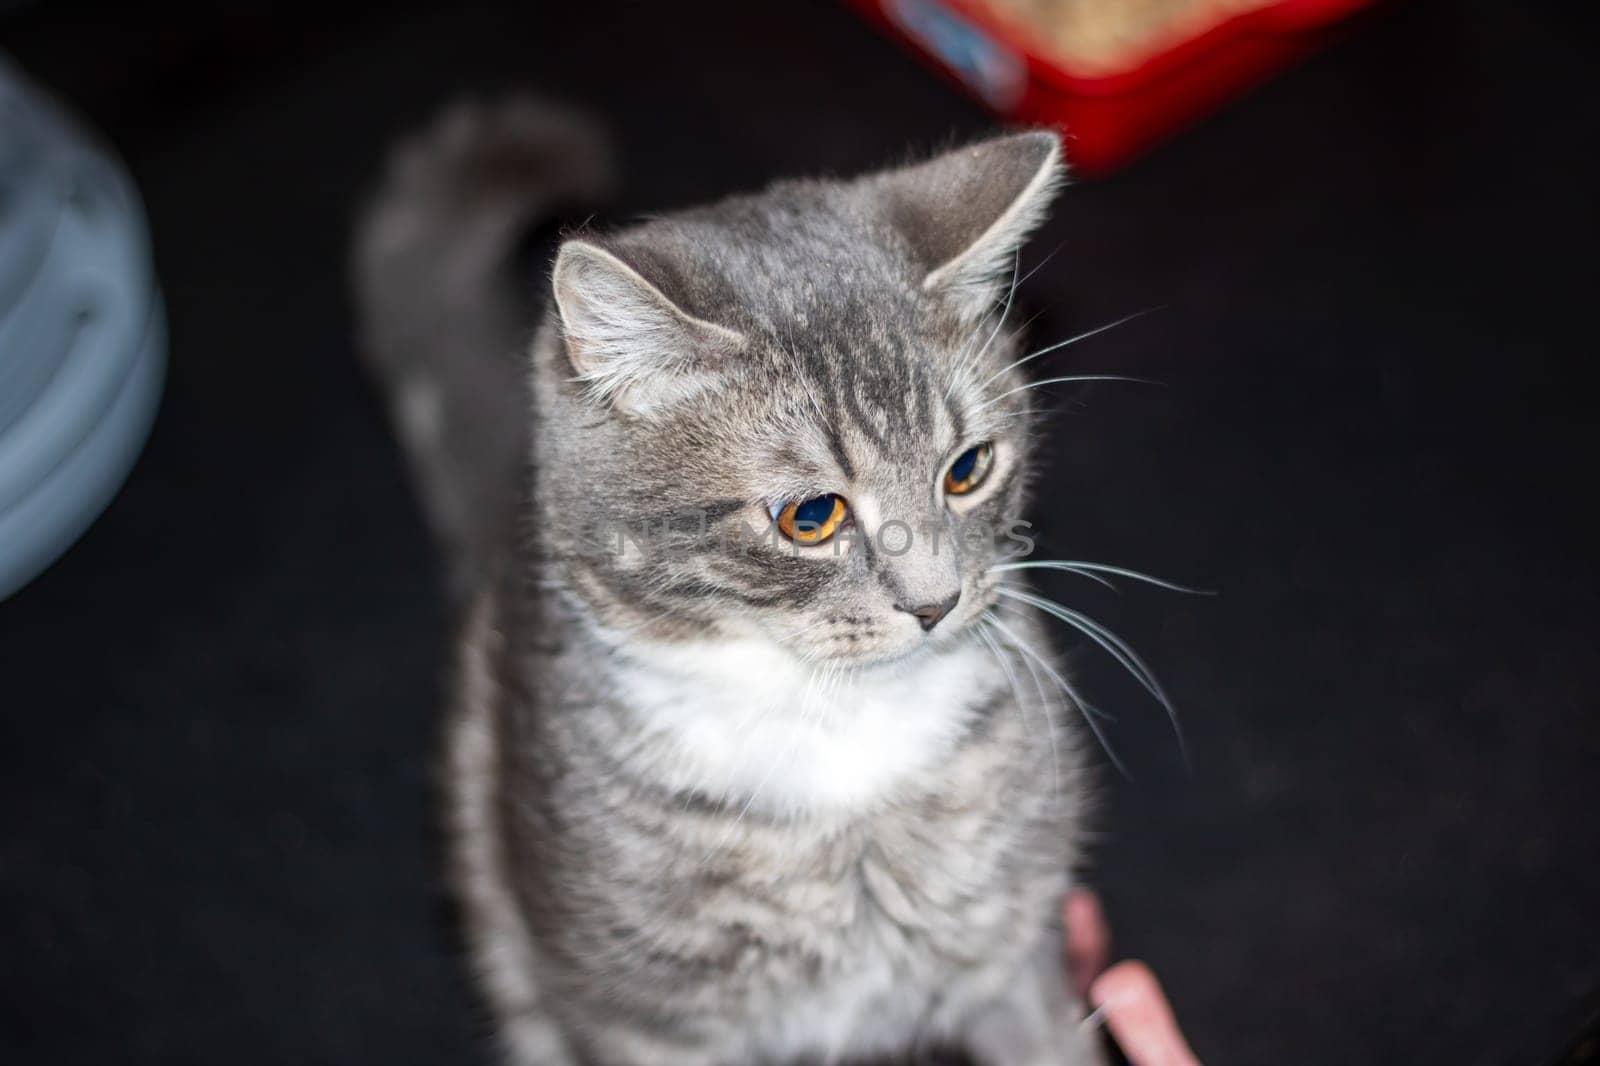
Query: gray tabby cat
354 100 1101 1066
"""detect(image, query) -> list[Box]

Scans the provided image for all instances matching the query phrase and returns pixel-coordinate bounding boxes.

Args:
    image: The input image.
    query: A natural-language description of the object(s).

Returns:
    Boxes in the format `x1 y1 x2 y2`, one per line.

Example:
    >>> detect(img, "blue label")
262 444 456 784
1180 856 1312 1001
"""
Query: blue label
884 0 1026 110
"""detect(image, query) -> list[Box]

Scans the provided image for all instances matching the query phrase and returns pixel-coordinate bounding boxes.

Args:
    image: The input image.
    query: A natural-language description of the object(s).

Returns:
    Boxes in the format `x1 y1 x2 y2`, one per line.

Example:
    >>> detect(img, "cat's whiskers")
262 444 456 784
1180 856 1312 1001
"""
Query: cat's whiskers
972 374 1163 414
1010 564 1119 594
1010 239 1065 291
987 611 1129 779
945 250 1022 401
989 602 1114 725
988 559 1213 596
982 614 1085 786
957 304 1048 401
975 619 1058 799
992 584 1169 708
974 307 1160 395
945 242 1070 401
992 583 1187 768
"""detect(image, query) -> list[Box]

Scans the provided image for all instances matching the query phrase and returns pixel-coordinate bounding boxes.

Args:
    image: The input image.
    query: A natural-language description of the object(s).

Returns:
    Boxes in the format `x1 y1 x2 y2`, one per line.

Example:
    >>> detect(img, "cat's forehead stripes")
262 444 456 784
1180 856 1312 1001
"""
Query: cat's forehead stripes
779 315 976 480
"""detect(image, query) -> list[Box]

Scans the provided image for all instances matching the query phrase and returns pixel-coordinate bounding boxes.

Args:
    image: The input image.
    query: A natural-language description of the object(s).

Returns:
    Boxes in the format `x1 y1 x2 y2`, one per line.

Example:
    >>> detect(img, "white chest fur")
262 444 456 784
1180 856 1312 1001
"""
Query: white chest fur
605 634 1003 819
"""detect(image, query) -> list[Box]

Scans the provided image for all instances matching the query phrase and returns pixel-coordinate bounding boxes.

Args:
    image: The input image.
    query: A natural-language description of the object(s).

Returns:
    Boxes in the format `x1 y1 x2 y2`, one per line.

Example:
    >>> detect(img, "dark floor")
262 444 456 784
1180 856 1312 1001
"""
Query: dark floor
3 2 1598 1063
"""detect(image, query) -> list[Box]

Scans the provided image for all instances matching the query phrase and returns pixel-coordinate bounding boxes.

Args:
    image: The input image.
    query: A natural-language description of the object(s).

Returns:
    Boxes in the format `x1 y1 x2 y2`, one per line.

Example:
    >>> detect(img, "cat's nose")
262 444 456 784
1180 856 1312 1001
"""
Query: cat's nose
896 591 961 632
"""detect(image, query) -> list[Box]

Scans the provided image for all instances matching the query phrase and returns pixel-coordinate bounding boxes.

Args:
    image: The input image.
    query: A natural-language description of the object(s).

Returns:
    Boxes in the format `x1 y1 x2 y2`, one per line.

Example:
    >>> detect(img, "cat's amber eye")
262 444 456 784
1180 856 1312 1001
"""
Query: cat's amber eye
943 443 994 496
774 493 849 544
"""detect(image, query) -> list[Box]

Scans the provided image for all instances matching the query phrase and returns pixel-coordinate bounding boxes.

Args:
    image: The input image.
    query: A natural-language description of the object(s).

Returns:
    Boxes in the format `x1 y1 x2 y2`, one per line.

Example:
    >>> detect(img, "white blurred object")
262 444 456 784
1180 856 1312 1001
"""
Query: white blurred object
0 53 165 601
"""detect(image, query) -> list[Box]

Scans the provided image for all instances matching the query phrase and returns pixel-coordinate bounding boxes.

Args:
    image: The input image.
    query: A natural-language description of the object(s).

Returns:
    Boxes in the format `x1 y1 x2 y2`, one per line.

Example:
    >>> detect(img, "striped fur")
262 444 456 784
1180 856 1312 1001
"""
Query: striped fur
356 101 1101 1065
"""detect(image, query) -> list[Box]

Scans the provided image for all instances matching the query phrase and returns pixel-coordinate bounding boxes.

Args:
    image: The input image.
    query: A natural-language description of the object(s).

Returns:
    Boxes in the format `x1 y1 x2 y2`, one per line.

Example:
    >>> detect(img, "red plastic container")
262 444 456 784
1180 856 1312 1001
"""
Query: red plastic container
845 0 1377 174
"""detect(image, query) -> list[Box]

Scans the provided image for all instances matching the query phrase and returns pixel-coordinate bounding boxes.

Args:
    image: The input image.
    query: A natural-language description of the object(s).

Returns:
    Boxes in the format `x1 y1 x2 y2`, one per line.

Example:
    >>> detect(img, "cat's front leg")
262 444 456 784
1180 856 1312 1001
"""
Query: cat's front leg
960 939 1106 1066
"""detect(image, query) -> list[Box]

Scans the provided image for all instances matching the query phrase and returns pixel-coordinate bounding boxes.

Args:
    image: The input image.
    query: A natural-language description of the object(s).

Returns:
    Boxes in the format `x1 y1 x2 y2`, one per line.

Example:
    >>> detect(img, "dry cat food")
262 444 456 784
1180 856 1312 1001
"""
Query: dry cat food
975 0 1281 73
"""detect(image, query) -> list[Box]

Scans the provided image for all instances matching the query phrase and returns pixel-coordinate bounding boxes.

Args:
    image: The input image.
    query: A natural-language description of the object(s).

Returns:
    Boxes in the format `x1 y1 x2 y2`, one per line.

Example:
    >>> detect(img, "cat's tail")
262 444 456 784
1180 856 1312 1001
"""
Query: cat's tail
351 98 614 599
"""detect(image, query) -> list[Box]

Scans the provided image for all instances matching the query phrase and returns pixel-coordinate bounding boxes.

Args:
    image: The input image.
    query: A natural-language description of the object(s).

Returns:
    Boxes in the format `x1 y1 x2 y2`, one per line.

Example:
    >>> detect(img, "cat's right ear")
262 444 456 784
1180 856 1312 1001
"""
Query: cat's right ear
879 131 1065 324
551 240 746 416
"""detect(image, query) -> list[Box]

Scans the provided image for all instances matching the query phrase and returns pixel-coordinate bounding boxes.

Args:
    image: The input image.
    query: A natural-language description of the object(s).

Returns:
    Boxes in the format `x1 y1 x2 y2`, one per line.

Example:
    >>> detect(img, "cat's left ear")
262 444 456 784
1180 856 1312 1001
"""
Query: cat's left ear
879 130 1065 323
551 239 747 417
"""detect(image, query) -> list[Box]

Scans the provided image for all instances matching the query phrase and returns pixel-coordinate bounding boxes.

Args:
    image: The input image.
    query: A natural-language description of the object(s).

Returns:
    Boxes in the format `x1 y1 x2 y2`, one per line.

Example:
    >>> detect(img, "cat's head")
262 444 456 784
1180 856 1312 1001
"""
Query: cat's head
532 132 1063 666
